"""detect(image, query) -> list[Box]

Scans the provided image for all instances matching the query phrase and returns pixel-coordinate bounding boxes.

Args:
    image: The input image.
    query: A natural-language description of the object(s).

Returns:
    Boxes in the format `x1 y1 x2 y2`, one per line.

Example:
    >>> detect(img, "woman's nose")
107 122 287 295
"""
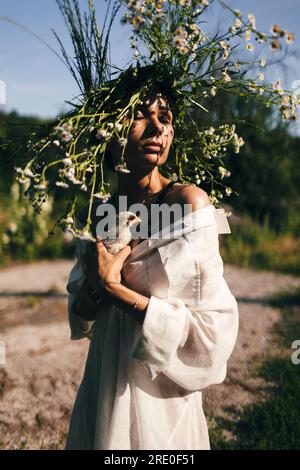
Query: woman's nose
147 115 163 135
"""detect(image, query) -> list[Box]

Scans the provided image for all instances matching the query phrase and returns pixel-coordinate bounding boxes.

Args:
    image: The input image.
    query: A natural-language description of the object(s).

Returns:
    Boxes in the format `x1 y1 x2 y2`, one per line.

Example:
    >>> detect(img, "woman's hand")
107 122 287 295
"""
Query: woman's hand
80 236 149 324
95 236 132 287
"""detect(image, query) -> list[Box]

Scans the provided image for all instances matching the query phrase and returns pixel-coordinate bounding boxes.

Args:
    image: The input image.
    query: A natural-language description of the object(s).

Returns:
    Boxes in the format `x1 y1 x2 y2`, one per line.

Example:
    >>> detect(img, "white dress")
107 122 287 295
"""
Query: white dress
65 204 239 450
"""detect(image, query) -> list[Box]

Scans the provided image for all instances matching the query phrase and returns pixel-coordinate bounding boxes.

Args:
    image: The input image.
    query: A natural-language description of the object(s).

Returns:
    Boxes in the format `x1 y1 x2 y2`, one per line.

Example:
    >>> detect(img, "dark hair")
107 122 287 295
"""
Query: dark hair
102 63 178 120
104 146 116 172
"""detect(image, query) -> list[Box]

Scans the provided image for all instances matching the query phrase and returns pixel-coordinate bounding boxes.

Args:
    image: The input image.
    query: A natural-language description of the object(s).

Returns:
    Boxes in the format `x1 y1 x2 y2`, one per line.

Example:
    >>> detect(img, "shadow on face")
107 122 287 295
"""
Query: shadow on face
105 90 175 173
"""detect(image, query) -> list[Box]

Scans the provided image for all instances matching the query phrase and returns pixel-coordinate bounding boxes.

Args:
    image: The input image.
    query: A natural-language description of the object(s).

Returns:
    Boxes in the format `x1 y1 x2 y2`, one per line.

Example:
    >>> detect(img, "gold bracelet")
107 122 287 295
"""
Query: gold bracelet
132 297 139 312
104 281 139 312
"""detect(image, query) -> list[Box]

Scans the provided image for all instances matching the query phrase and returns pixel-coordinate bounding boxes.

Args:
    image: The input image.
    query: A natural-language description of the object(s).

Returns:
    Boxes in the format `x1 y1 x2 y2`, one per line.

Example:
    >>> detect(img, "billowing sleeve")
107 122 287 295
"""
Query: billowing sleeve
129 222 239 392
66 239 95 340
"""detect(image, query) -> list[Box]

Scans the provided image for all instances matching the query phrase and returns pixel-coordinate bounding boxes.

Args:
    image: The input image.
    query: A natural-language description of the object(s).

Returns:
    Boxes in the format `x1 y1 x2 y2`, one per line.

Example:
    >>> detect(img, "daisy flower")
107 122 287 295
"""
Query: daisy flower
56 181 69 189
285 32 295 44
115 164 130 173
259 58 266 67
270 39 281 50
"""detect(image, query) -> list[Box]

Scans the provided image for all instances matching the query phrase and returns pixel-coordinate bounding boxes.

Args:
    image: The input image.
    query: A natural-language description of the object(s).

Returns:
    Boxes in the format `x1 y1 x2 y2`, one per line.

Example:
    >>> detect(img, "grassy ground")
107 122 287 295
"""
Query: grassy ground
209 287 300 450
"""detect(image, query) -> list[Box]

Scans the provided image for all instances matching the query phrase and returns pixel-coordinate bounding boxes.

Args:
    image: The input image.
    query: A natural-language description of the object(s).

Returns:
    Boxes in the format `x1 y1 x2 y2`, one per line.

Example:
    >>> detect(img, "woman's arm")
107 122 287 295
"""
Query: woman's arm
83 239 149 325
103 282 149 325
73 276 150 325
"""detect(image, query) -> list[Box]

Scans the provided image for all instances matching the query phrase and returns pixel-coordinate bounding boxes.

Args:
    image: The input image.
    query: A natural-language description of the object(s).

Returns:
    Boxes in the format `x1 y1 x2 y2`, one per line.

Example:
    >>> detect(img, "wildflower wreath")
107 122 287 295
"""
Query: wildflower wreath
12 0 299 241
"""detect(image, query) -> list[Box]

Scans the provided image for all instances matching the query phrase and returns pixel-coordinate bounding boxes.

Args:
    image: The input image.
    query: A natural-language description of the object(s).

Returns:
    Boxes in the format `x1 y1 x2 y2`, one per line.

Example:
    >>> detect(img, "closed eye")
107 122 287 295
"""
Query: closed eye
134 113 171 124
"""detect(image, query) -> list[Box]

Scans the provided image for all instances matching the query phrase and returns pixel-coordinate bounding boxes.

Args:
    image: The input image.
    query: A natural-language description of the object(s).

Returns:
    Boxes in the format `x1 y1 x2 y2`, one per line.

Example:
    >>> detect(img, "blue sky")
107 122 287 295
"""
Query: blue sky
1 0 300 118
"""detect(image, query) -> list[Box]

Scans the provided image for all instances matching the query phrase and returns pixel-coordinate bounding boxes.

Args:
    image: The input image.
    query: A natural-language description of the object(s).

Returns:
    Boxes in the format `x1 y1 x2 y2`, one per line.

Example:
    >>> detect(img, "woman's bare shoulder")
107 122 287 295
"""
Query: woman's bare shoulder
165 183 211 211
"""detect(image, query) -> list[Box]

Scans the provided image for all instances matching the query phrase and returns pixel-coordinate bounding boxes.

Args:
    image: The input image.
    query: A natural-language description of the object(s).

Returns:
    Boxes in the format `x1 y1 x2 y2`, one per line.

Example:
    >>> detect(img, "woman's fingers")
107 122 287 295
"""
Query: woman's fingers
95 236 107 254
114 244 132 261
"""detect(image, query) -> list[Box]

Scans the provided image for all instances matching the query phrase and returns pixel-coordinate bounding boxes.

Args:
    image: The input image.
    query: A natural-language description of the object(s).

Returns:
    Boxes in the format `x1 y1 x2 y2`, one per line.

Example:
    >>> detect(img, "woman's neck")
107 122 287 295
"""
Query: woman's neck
116 168 169 205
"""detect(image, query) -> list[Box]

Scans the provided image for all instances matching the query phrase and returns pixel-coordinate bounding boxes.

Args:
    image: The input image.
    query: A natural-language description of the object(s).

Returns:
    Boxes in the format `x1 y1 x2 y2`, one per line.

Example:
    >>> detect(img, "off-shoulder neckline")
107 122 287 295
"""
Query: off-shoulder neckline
127 203 216 258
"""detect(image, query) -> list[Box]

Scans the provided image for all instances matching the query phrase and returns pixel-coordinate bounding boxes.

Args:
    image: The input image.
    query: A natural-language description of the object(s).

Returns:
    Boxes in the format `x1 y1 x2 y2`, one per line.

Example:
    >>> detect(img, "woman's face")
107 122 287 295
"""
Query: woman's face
109 93 174 172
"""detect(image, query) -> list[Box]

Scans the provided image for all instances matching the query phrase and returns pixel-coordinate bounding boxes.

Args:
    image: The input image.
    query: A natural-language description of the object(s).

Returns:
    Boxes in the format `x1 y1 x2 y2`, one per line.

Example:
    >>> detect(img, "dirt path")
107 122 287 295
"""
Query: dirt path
0 260 300 449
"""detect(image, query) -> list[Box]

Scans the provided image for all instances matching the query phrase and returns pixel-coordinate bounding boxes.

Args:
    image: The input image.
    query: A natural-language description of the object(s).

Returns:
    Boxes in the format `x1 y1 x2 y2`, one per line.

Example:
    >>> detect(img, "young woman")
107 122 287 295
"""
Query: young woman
65 87 239 450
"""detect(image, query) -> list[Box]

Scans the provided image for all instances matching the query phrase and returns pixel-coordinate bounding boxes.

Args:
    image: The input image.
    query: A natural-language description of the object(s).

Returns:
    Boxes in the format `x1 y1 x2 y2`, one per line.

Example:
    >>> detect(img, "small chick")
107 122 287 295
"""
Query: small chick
100 211 142 255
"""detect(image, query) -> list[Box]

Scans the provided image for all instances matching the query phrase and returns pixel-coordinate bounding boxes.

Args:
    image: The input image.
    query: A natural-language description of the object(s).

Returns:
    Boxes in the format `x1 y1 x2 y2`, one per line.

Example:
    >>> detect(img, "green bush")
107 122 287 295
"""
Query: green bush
221 214 300 275
0 182 75 265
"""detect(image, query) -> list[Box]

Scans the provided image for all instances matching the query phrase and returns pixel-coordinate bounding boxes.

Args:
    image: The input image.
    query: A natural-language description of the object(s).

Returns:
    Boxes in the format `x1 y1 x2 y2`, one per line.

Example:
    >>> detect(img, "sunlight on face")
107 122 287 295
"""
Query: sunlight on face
126 93 174 170
108 93 174 171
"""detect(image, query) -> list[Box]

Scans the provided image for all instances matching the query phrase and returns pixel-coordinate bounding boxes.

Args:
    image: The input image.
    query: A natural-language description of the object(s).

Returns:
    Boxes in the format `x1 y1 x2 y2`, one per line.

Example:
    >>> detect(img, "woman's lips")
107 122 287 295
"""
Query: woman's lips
142 145 162 153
